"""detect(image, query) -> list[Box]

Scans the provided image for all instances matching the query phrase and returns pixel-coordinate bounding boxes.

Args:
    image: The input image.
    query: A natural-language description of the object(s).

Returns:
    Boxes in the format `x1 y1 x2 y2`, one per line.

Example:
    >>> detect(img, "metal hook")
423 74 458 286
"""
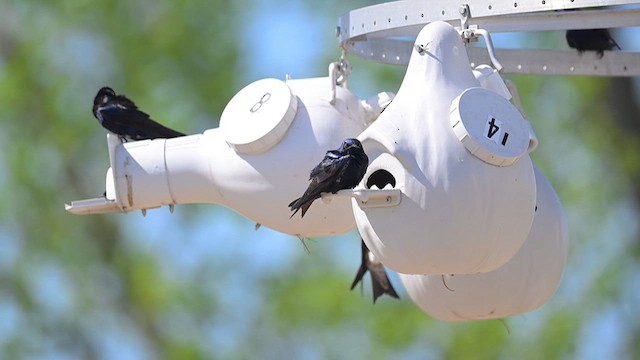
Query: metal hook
458 4 475 42
329 52 352 104
459 4 470 31
458 4 503 72
474 29 504 72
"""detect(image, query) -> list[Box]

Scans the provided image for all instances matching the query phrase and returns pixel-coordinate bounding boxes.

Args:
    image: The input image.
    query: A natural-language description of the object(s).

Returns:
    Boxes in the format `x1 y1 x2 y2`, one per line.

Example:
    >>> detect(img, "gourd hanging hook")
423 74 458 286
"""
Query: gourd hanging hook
329 50 351 104
458 4 504 72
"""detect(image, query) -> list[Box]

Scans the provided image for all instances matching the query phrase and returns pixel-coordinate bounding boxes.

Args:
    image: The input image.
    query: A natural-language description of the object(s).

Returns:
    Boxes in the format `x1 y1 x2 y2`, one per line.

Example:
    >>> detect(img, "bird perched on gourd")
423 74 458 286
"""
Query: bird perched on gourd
288 138 368 218
92 87 185 141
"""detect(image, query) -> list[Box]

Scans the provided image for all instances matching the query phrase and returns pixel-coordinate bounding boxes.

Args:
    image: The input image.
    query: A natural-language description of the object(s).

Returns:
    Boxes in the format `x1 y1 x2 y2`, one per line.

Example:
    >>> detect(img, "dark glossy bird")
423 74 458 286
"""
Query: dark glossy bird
289 138 368 218
566 29 621 58
350 239 399 303
92 87 185 141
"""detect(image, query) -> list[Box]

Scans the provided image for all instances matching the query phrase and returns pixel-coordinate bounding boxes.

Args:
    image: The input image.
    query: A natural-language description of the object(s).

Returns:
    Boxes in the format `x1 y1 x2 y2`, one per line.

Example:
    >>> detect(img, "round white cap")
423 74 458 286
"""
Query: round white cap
220 78 298 154
450 87 529 166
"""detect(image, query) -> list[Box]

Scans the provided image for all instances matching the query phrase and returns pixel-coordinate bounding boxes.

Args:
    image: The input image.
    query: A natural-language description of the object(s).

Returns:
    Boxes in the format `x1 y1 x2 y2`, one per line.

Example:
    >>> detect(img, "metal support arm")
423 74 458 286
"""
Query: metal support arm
337 0 640 76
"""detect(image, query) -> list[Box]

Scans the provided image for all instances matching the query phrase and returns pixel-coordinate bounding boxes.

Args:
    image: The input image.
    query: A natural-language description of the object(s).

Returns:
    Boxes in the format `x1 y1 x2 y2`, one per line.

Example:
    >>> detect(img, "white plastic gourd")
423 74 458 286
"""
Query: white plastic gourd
400 164 568 321
352 21 537 275
104 77 372 237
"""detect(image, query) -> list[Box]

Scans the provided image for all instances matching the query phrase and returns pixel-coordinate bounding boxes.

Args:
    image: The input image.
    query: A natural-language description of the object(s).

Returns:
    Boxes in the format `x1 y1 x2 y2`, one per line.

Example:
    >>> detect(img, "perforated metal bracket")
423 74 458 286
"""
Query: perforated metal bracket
321 188 402 208
337 0 640 76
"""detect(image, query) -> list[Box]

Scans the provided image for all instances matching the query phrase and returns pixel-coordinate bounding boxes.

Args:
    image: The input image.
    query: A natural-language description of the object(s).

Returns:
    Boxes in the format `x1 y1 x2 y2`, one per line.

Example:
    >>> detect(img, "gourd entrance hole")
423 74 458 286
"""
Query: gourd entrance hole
366 169 396 189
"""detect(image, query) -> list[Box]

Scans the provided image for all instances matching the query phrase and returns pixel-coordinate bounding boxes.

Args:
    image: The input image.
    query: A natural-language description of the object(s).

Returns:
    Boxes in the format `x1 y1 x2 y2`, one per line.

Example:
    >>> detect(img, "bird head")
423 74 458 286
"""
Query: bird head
94 87 116 107
340 138 364 154
92 87 117 118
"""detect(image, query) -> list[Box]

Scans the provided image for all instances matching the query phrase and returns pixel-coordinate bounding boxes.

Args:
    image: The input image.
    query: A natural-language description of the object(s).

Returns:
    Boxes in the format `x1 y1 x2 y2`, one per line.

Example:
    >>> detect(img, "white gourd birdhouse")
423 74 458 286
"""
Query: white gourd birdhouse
352 21 537 275
73 77 376 238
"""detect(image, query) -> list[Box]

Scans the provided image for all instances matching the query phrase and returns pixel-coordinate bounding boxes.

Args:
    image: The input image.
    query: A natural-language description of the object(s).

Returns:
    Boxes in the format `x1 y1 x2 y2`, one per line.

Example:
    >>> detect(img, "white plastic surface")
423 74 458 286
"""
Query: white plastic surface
85 77 367 237
474 67 539 153
353 21 536 275
472 65 511 101
450 87 530 166
400 164 568 322
105 167 116 201
112 138 174 209
220 78 297 154
362 92 395 125
65 197 123 215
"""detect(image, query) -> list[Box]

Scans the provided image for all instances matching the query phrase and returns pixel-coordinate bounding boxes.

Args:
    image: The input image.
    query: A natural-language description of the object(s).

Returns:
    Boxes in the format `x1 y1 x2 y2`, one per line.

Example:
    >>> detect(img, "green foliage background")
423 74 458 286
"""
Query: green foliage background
0 0 638 359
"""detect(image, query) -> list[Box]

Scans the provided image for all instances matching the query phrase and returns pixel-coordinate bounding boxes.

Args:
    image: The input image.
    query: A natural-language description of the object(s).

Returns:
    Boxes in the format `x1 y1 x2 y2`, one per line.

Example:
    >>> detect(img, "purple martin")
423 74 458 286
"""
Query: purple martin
92 87 185 141
350 239 399 303
566 29 620 58
289 138 368 218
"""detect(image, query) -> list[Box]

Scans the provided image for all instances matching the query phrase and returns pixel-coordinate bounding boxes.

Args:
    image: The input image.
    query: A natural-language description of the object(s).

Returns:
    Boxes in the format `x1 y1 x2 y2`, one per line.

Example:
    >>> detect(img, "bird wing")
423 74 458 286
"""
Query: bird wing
97 103 184 140
289 146 367 218
309 151 349 183
97 103 152 138
288 153 349 217
350 240 370 290
290 159 341 209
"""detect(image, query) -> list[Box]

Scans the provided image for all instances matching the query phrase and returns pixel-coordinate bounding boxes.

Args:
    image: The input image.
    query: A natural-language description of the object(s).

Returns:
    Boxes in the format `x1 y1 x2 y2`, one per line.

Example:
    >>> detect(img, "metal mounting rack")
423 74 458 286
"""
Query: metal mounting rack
337 0 640 76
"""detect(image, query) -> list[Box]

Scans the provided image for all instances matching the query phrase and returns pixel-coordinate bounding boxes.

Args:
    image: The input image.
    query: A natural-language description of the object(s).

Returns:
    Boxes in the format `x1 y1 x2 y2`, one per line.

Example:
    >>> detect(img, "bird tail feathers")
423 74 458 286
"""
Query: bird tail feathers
370 269 400 303
351 240 400 303
288 198 313 219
